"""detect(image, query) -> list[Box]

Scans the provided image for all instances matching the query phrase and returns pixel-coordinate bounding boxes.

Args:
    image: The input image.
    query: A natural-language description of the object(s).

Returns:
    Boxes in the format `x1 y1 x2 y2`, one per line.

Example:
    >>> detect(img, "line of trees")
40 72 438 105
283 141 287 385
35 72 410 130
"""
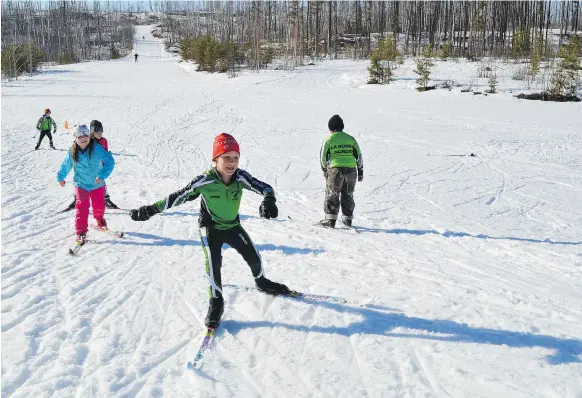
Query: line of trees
147 0 580 98
1 1 134 78
151 1 581 64
2 1 580 84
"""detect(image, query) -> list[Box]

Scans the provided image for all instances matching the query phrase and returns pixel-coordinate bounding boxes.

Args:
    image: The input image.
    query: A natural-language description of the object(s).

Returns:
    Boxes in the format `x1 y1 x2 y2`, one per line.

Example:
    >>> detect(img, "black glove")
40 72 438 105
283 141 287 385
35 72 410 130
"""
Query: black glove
130 204 159 221
358 168 363 182
259 196 278 219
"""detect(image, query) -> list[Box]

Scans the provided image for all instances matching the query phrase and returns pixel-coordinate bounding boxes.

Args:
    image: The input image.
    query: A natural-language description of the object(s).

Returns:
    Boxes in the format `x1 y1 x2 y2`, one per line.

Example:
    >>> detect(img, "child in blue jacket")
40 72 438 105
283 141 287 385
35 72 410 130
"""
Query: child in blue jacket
57 124 115 242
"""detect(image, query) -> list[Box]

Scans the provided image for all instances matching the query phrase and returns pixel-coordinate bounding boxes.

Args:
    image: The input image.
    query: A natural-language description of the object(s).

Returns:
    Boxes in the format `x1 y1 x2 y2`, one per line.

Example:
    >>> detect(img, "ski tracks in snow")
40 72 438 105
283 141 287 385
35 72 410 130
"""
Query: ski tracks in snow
3 25 582 397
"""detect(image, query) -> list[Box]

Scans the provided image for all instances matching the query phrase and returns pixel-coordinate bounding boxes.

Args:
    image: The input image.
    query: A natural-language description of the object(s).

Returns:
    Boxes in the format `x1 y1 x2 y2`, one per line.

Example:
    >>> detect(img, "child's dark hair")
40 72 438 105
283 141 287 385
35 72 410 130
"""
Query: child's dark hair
70 138 95 163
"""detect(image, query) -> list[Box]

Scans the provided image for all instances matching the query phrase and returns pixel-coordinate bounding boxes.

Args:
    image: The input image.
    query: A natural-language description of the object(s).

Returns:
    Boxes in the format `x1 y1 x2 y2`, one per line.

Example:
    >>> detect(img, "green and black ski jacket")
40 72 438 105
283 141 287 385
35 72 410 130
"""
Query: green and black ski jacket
36 115 57 132
153 168 275 230
320 130 363 172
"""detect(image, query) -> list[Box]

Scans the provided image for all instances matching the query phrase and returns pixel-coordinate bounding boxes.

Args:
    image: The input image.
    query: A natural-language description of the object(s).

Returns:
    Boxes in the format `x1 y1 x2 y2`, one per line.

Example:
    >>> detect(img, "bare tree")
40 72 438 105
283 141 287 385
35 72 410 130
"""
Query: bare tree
2 0 135 72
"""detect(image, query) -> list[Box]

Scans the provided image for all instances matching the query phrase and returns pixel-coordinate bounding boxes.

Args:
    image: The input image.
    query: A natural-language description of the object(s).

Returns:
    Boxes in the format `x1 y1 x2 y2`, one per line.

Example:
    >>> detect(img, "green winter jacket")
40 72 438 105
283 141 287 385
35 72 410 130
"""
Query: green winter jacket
37 115 57 132
320 131 363 171
153 168 275 230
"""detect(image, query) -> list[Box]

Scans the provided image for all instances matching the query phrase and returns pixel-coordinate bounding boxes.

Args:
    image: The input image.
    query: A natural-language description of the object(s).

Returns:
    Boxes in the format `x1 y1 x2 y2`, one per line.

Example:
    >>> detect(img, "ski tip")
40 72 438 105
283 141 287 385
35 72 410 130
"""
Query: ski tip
359 296 375 306
187 361 203 371
188 355 206 371
68 249 75 255
192 362 204 371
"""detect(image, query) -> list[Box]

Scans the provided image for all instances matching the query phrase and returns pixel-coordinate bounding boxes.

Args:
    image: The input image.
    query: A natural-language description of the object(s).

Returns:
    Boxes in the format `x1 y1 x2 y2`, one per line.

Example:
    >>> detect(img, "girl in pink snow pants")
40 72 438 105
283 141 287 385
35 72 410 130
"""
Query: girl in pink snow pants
57 124 115 241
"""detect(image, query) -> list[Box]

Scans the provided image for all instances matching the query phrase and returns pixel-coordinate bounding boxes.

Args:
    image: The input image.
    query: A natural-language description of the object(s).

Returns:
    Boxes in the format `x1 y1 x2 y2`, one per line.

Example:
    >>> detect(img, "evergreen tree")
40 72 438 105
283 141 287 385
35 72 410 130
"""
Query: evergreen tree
529 36 543 87
1 42 45 79
512 29 531 59
367 35 399 84
439 42 453 60
487 74 498 94
414 56 434 91
551 36 581 97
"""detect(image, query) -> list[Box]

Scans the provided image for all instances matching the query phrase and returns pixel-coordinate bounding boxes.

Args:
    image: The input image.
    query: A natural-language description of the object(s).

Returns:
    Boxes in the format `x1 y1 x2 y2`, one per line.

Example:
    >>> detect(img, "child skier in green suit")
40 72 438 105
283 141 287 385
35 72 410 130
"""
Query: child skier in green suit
35 108 57 150
129 133 290 329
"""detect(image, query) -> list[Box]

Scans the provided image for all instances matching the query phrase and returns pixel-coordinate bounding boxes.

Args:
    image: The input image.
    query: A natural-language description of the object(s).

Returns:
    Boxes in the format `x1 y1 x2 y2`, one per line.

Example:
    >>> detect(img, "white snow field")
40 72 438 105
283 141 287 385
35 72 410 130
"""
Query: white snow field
2 25 582 398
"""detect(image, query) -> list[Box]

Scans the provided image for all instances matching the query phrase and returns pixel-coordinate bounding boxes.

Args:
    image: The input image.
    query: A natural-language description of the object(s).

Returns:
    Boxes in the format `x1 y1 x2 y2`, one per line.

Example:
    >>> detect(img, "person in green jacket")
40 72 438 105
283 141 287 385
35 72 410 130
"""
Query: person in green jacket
319 115 363 228
35 108 57 150
129 133 291 329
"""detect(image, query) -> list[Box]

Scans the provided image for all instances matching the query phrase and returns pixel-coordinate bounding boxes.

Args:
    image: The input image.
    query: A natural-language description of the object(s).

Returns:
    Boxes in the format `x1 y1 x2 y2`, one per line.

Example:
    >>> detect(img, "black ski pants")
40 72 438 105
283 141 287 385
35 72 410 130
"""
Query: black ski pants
324 167 357 221
200 225 264 299
36 130 54 148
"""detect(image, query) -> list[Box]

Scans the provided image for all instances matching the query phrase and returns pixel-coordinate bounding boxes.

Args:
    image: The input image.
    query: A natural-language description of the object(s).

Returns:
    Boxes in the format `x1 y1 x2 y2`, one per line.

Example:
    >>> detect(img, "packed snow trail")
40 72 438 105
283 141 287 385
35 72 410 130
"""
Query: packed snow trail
2 26 582 397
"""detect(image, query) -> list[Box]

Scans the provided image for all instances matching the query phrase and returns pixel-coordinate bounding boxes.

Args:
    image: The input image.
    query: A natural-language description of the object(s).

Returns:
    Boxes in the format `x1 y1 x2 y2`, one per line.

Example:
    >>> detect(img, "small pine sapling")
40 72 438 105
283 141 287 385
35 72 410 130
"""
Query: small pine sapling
414 56 434 91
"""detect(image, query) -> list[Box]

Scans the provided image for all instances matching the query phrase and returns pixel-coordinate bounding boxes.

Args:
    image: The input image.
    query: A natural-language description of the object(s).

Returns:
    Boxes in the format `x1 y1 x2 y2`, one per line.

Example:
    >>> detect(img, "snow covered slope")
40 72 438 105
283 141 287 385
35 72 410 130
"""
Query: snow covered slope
2 25 581 397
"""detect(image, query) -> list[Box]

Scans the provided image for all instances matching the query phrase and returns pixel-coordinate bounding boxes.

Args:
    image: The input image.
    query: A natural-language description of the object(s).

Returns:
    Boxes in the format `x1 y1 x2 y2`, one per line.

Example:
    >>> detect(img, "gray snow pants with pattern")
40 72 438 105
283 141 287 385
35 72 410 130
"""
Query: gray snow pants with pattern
324 167 357 220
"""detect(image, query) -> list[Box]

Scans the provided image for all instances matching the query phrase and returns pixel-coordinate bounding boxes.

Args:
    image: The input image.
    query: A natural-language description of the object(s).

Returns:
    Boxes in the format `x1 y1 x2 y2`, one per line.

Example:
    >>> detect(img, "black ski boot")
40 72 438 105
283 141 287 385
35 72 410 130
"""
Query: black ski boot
105 195 119 210
255 277 291 296
319 219 336 228
76 232 87 245
65 197 76 211
341 217 352 227
204 297 224 329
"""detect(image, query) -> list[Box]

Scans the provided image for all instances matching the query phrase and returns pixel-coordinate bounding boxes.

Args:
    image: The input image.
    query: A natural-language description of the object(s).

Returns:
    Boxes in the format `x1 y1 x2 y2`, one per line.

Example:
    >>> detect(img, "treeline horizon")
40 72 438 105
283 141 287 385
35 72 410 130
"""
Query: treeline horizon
1 1 134 78
1 1 581 79
152 0 581 61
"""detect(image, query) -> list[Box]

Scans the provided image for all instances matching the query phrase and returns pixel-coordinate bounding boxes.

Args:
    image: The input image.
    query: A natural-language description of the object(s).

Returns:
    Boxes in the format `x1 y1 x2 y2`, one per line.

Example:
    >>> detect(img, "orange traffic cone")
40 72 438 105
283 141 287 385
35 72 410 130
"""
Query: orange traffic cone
64 120 69 129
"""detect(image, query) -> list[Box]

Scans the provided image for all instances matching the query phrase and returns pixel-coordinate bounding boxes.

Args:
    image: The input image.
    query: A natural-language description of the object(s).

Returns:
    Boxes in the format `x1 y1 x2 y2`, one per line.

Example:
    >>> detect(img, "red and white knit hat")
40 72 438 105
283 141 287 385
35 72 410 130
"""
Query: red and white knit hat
212 133 240 160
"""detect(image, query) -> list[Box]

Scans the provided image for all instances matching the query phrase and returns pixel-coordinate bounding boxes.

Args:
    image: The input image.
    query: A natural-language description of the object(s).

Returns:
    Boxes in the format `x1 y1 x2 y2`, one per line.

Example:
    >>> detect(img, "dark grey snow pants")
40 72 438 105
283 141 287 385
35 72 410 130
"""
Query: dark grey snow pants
324 167 357 222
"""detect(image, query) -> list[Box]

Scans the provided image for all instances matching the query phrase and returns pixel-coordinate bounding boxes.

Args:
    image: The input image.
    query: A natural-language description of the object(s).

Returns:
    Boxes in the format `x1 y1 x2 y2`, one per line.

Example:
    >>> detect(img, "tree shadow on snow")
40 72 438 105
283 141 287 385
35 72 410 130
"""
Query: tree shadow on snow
118 231 324 254
393 77 417 81
38 69 77 75
253 243 324 255
155 213 283 222
119 231 201 247
221 300 582 365
158 211 198 218
110 152 138 157
239 214 279 222
353 226 581 246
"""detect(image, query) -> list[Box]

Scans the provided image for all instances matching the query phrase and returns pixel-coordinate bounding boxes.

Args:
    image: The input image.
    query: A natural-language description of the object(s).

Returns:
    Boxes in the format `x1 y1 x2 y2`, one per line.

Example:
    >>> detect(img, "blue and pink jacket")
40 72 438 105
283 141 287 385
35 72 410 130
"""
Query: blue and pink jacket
57 142 114 191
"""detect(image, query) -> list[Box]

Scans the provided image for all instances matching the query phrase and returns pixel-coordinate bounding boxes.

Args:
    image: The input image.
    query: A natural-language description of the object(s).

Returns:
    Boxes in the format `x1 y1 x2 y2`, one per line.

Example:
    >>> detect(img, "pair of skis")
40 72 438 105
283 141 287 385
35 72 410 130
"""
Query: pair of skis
287 216 359 234
56 207 128 215
68 225 124 255
223 284 373 306
187 285 374 370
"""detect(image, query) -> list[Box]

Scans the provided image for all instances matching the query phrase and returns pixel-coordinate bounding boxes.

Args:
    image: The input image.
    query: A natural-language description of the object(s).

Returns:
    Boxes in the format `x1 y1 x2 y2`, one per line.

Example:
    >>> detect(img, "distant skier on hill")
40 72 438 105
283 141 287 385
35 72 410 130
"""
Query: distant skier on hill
56 124 115 244
129 133 291 329
60 120 119 212
134 53 139 62
35 108 57 150
319 115 363 228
